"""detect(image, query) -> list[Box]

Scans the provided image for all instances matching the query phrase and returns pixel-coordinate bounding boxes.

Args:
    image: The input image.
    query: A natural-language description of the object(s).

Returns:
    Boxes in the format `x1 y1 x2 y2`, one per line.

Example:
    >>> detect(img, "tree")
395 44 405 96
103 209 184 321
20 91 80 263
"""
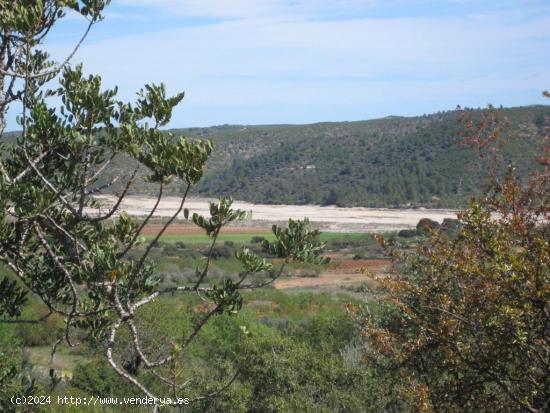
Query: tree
0 2 328 410
356 101 550 412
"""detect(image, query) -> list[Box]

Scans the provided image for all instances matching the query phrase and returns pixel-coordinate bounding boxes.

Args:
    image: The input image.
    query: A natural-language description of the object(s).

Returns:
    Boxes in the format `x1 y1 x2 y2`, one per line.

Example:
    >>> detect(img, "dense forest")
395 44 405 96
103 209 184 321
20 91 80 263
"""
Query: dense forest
4 105 547 208
188 105 548 207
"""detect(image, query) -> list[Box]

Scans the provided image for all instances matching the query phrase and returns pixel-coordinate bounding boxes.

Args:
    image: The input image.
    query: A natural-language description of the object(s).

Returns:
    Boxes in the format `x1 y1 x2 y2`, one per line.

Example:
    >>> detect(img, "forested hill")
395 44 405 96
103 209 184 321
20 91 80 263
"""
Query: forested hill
3 105 548 208
175 105 548 208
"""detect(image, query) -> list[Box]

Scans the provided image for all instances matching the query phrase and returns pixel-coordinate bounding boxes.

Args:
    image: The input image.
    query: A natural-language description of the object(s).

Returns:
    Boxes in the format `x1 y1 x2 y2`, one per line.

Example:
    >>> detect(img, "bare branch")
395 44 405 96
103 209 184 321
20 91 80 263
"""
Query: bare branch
12 150 49 184
118 181 164 259
130 286 214 313
193 228 220 289
34 223 80 347
84 174 120 196
0 310 53 324
0 19 95 80
85 151 116 186
22 147 81 216
127 183 191 297
87 166 139 222
239 262 287 290
107 319 158 401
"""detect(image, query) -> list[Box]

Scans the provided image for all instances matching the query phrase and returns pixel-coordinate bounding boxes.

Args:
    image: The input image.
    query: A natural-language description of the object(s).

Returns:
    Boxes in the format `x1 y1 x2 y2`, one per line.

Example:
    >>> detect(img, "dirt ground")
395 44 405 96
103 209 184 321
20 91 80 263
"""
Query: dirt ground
92 195 458 233
274 259 390 289
139 223 269 236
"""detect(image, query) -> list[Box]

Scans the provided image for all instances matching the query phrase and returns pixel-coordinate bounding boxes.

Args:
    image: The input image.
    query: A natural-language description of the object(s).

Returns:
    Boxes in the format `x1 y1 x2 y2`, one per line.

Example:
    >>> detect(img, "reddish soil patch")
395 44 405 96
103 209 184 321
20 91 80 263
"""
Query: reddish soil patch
333 258 390 272
274 259 391 290
140 223 269 236
274 272 368 289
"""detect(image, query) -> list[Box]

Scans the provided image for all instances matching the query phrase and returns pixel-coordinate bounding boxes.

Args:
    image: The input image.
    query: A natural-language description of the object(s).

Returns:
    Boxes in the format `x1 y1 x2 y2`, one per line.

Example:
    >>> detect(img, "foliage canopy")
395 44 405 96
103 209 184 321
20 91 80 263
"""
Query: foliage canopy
0 1 328 409
357 103 550 412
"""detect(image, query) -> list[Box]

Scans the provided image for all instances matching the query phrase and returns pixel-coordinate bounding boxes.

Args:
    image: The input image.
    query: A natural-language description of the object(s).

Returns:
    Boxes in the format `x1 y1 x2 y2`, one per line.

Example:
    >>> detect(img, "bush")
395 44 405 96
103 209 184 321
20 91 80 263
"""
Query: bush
71 360 138 398
251 236 266 244
360 111 550 412
175 241 187 249
415 217 440 234
204 244 234 259
440 218 462 234
162 243 181 256
0 327 36 411
294 268 320 277
397 229 418 238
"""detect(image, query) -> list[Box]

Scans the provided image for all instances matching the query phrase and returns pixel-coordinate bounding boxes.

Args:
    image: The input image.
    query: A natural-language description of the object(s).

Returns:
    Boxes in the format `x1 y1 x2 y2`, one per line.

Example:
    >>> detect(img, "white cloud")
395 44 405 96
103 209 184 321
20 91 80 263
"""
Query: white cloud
117 0 378 19
67 12 548 80
5 1 548 129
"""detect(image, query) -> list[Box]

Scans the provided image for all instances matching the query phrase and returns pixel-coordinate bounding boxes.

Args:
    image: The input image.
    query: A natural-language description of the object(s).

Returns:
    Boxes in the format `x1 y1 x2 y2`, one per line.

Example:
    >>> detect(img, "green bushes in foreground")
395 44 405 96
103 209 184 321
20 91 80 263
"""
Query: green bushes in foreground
52 291 403 413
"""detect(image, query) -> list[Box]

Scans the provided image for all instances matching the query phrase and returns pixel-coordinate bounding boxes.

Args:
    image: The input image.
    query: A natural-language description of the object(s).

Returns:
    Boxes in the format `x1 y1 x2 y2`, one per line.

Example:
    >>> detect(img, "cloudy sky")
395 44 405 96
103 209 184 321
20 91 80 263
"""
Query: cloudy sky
7 0 550 129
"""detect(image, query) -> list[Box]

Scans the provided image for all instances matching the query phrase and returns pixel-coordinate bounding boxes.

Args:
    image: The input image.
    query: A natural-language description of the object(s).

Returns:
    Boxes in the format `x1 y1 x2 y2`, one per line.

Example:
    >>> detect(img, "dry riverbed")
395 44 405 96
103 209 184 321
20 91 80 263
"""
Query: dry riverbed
92 195 458 232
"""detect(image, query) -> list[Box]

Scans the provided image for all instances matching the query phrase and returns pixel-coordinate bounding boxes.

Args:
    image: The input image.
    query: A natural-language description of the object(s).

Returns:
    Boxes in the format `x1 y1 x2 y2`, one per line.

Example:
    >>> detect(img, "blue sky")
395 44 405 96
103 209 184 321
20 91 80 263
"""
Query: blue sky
6 0 550 129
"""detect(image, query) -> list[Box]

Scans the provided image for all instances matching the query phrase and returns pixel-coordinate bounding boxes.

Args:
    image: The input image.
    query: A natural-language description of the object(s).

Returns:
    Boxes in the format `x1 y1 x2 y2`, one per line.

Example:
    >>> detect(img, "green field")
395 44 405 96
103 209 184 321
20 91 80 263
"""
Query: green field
144 231 372 244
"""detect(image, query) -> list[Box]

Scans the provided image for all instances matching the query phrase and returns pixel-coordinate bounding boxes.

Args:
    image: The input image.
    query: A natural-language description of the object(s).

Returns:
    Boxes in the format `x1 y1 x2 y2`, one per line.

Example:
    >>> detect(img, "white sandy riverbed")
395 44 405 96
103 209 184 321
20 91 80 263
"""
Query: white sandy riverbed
91 195 459 233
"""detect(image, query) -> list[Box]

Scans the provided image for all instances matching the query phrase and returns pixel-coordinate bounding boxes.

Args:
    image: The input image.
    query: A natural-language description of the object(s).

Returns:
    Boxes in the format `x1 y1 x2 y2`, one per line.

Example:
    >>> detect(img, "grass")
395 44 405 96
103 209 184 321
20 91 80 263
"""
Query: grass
240 288 361 320
145 231 370 244
143 232 274 243
25 345 89 381
212 257 247 273
319 232 371 241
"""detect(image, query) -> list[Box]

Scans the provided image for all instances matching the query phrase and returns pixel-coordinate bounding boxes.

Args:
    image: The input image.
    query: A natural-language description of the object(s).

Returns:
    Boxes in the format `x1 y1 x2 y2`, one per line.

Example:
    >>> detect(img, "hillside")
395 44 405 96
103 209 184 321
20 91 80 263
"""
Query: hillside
3 105 548 208
183 105 549 207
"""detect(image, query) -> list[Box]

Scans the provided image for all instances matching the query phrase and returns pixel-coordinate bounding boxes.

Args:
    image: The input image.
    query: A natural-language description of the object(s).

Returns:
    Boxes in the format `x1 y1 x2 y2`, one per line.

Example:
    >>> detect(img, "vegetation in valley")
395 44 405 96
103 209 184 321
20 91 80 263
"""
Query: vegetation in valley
191 105 549 208
5 104 547 208
0 223 446 413
2 288 389 413
1 2 548 413
0 2 327 410
356 103 550 412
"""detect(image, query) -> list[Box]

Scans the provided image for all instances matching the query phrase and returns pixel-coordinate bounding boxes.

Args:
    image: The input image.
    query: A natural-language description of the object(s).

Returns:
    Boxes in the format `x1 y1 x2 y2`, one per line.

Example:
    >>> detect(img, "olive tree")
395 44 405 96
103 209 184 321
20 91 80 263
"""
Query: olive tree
0 2 327 410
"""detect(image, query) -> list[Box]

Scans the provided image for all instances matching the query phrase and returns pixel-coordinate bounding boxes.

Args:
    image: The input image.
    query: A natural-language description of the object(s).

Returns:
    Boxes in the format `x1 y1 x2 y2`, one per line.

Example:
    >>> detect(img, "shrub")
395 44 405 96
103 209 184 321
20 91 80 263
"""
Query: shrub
175 241 187 249
359 105 550 412
397 229 418 238
415 217 440 234
204 244 234 259
440 218 462 235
